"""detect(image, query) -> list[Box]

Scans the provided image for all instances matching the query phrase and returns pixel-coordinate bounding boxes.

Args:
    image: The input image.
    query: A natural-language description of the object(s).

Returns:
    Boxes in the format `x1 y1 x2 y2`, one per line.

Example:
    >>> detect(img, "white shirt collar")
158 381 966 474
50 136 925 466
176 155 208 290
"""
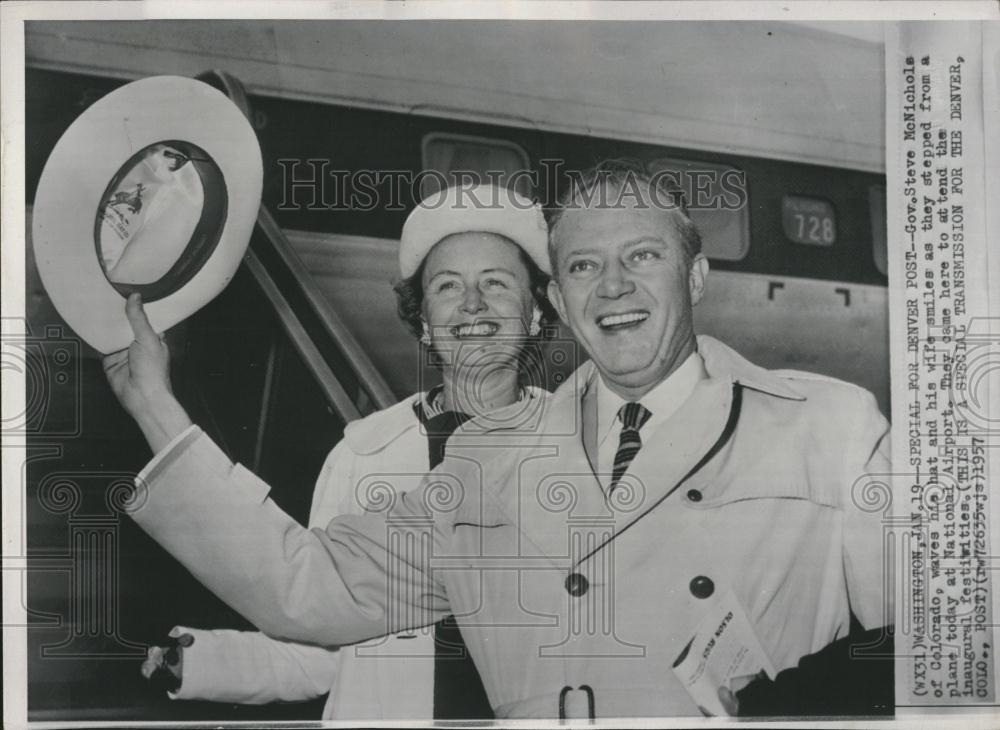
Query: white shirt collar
595 349 708 449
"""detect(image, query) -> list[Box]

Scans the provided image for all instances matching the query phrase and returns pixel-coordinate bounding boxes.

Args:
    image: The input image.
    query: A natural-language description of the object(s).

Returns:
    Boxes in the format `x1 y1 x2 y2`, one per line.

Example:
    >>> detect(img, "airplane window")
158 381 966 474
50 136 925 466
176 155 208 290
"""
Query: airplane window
421 133 532 199
781 195 837 247
647 158 750 261
869 185 888 276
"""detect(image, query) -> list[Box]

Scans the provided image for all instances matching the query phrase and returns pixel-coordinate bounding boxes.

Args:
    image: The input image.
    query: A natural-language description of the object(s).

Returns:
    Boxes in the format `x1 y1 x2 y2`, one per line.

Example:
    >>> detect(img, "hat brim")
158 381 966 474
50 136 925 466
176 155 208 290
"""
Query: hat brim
32 76 262 354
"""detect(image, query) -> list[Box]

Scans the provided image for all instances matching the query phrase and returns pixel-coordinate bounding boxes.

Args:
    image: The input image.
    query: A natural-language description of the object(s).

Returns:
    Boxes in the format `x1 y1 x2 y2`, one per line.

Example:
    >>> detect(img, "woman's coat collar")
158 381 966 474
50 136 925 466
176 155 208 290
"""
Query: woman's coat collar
344 386 550 455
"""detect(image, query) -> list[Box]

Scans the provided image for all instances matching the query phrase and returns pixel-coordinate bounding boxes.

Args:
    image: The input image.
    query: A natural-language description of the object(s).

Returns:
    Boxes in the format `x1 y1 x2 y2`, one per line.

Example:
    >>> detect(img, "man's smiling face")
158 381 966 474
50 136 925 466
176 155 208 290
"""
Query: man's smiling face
548 197 708 399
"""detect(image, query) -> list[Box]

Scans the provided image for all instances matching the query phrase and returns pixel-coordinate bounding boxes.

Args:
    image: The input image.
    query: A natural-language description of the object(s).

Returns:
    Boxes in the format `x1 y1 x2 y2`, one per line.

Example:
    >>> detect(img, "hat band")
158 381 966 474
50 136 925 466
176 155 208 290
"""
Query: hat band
93 139 230 302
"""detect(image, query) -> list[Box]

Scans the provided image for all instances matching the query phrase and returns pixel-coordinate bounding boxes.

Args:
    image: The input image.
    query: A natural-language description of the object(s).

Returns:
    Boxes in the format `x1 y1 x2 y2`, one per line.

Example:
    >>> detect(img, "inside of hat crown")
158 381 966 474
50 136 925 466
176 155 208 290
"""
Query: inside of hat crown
94 139 228 302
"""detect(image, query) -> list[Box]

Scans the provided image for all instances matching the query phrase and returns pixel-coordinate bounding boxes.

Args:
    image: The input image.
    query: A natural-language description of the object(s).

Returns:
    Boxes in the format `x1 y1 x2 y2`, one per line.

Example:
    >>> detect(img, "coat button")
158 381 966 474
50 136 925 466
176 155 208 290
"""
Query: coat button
565 573 589 597
689 575 714 599
686 489 702 502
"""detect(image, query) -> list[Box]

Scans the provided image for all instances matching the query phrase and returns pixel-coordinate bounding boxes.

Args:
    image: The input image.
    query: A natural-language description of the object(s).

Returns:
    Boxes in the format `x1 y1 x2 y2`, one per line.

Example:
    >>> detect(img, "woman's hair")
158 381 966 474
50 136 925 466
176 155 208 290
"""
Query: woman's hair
392 243 559 382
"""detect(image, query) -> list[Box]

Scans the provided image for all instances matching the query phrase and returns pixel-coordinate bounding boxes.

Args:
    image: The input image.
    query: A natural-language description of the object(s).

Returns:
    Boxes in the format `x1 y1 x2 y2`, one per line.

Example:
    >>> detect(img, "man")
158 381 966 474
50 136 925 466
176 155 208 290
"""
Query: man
109 166 892 719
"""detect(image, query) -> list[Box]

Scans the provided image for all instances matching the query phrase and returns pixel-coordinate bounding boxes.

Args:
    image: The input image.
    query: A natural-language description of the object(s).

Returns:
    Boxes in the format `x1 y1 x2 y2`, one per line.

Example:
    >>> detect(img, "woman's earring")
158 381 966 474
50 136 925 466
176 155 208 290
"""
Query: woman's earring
420 321 432 346
529 308 542 337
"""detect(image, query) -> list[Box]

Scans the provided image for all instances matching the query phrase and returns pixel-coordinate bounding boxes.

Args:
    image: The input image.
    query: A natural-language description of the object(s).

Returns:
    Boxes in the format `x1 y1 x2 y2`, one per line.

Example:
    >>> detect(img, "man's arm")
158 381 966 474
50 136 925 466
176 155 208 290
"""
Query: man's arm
127 427 450 647
168 626 340 704
735 387 895 718
841 387 894 630
157 442 357 704
106 295 449 647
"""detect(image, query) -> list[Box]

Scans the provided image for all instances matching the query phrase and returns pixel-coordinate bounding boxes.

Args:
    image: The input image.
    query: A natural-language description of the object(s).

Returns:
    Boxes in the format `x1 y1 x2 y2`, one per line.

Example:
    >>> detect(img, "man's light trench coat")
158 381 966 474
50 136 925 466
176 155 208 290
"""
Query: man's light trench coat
170 392 463 719
130 336 891 719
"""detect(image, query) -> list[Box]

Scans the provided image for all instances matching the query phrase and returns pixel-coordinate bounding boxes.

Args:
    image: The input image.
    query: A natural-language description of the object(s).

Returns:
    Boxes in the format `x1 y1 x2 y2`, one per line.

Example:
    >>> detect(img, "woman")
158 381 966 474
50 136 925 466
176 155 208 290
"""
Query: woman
115 183 557 720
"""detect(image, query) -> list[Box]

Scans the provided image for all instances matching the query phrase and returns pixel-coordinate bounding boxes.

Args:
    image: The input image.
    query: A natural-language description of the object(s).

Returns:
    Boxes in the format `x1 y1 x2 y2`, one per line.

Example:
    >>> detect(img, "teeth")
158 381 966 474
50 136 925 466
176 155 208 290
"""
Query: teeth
452 322 499 337
598 312 649 328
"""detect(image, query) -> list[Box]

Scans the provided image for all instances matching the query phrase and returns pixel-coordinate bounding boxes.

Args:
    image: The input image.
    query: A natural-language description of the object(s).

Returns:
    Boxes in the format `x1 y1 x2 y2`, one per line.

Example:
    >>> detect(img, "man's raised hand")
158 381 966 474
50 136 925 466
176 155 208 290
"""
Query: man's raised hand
103 293 192 452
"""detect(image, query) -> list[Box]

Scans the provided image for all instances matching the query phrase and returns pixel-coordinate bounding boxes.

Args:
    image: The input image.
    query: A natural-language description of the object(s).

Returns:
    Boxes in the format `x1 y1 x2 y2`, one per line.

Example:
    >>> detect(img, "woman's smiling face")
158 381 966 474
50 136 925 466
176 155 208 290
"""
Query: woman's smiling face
421 232 536 371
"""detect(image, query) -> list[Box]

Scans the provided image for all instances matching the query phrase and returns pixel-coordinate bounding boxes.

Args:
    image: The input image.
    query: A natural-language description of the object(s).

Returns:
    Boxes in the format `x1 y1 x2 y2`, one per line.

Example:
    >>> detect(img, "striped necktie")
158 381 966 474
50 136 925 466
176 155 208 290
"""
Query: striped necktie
610 402 652 492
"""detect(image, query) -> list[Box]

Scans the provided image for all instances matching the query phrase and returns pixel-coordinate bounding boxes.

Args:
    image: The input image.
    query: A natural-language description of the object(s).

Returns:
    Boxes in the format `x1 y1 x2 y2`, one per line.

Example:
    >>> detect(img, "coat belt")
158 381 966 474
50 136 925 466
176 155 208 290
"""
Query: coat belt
493 685 696 719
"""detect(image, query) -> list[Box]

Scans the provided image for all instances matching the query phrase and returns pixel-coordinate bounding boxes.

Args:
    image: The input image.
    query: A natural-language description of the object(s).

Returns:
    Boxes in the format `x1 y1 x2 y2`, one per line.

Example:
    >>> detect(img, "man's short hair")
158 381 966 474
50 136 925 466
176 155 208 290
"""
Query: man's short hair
544 158 703 276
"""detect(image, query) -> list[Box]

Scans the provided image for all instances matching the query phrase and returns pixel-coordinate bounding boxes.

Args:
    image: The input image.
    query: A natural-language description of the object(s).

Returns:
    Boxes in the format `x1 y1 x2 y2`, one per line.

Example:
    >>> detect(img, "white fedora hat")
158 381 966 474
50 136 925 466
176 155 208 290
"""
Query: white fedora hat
399 183 550 278
32 75 263 354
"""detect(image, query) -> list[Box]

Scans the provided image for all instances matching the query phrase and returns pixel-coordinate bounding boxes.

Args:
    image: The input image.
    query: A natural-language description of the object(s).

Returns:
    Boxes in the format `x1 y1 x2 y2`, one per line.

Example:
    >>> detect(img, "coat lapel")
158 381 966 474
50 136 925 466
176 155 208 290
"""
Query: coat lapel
481 373 610 565
574 375 738 566
474 362 740 566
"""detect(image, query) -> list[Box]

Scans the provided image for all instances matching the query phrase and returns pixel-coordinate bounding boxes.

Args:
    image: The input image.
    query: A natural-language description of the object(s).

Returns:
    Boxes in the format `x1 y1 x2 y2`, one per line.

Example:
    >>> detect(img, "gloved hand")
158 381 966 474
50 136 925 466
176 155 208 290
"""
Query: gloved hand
141 631 194 694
